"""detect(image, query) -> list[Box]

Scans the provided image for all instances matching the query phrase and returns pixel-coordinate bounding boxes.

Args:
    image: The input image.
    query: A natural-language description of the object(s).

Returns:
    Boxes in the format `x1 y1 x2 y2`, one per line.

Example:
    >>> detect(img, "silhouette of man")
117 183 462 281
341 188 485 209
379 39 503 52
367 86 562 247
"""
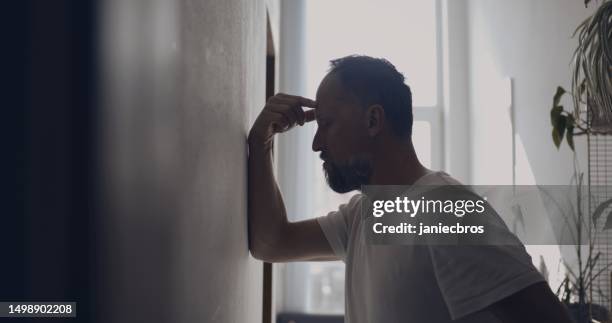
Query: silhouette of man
248 55 572 323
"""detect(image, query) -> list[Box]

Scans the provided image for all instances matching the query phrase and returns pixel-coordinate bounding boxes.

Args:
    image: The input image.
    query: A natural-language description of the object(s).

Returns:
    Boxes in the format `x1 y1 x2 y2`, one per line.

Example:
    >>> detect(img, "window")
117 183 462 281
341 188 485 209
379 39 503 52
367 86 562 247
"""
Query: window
304 0 443 174
304 0 439 107
413 121 432 168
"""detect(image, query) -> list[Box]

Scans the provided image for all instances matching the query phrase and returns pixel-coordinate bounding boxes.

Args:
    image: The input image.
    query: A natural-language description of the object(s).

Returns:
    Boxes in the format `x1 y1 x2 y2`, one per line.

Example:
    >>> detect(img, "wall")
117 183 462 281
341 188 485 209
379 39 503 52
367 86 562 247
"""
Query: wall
464 0 595 291
466 0 592 185
97 0 265 322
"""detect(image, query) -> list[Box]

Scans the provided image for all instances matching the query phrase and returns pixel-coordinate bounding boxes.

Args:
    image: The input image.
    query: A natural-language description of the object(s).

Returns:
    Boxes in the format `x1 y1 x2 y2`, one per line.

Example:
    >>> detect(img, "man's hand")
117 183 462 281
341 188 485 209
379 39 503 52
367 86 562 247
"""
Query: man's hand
248 93 317 146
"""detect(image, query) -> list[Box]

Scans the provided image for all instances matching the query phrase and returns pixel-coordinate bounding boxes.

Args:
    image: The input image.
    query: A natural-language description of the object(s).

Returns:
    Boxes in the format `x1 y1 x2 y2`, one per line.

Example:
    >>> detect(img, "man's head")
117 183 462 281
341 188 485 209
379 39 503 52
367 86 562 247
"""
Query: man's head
312 55 413 193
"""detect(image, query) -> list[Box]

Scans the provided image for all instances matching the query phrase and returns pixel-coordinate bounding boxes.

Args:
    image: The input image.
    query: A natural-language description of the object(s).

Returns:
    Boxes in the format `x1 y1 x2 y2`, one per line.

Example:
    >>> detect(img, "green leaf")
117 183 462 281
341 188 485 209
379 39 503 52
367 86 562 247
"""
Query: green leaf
556 115 567 136
550 104 563 127
552 129 562 148
593 198 612 224
552 114 567 148
553 86 566 107
572 16 590 38
566 114 575 151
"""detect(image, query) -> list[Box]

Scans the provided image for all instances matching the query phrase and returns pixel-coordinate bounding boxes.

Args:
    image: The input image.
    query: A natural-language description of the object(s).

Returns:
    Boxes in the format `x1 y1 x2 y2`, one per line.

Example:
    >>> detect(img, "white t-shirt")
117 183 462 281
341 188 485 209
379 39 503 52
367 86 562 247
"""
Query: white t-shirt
316 171 544 323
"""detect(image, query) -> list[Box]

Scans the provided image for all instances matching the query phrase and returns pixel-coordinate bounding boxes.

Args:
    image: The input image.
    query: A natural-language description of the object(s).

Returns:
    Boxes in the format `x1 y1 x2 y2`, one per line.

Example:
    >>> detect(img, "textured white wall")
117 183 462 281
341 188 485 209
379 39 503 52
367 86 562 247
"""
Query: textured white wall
97 0 265 322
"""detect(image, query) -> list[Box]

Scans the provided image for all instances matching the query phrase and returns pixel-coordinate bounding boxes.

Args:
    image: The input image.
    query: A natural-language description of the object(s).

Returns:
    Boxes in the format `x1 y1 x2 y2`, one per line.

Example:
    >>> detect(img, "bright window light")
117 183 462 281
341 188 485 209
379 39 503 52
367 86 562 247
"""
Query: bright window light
299 1 439 314
304 0 438 106
412 121 432 167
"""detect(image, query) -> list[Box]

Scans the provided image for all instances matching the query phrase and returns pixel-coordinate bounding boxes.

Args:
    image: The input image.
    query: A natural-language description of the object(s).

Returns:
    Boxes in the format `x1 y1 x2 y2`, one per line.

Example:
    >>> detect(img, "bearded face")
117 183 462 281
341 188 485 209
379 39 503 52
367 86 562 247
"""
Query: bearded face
321 153 373 193
313 72 377 193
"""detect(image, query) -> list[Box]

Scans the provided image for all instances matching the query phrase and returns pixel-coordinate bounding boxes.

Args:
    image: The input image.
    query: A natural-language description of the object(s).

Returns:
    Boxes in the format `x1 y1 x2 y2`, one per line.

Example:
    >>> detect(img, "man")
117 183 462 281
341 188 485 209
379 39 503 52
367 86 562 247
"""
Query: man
248 55 572 322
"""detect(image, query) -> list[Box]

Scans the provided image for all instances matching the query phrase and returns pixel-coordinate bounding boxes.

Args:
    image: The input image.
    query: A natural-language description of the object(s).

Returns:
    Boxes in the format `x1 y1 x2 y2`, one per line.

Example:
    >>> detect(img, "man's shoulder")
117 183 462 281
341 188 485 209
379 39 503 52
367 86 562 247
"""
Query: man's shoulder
327 193 365 217
402 171 465 198
419 171 463 186
343 193 366 215
334 193 367 224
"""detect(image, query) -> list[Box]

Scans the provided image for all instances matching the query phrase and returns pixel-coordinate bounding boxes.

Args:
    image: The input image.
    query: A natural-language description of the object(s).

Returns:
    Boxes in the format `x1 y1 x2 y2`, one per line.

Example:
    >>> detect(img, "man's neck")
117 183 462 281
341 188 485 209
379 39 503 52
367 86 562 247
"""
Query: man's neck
368 143 431 186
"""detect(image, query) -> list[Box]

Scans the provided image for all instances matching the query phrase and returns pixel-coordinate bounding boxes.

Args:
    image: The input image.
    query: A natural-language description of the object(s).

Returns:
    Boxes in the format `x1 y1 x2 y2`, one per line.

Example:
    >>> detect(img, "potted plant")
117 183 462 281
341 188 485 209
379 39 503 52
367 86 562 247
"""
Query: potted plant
550 0 612 149
544 168 610 322
547 1 612 321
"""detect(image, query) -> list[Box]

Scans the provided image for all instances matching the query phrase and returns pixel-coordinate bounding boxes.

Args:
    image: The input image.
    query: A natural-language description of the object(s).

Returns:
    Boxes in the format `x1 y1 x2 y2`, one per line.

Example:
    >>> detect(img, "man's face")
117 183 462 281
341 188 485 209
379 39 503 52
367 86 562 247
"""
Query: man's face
312 73 374 193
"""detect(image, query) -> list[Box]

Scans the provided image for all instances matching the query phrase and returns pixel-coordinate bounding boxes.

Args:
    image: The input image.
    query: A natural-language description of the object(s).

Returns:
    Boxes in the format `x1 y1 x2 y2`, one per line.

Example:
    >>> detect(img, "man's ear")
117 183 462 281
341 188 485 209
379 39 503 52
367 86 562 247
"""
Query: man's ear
365 104 384 137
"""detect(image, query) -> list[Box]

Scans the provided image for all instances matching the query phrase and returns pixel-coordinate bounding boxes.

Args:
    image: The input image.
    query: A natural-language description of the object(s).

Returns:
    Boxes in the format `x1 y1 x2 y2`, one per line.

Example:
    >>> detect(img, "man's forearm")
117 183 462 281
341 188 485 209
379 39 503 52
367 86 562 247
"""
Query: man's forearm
247 136 289 259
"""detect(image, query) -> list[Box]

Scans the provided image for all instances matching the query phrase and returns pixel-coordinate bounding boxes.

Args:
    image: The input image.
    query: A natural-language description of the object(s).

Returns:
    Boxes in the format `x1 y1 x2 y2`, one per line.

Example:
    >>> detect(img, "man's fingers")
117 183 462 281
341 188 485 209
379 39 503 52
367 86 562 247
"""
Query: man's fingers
267 104 298 128
252 94 315 142
292 105 306 126
269 96 310 125
265 110 291 133
267 96 294 105
299 97 317 108
304 109 316 123
276 93 317 108
263 94 316 133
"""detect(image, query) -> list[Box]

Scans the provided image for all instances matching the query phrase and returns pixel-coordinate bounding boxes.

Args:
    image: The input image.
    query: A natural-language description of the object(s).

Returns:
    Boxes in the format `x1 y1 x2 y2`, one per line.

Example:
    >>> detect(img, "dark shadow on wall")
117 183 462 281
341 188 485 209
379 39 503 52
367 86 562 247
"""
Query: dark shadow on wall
263 10 276 323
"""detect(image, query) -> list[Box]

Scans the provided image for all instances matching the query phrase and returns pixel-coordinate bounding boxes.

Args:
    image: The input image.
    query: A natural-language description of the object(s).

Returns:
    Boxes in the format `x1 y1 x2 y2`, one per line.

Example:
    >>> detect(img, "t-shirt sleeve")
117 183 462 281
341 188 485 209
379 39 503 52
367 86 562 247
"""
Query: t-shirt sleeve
429 244 545 320
316 194 362 262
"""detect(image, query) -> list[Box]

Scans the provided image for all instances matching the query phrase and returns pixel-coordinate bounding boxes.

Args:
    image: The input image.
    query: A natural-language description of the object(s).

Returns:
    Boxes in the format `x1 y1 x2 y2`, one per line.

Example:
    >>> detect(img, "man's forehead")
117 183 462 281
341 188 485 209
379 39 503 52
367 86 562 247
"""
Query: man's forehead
315 73 356 113
316 73 342 98
314 94 338 117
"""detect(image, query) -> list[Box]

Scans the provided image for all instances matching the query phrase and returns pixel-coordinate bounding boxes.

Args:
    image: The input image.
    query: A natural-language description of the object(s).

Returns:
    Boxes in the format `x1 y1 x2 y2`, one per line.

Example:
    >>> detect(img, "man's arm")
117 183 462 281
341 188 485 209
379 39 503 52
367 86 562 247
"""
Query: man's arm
488 282 573 323
248 93 338 262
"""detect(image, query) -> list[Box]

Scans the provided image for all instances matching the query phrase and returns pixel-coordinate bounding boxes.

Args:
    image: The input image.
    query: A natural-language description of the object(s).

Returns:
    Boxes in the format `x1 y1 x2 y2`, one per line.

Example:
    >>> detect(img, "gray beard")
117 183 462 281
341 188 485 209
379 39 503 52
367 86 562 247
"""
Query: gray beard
324 155 373 193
